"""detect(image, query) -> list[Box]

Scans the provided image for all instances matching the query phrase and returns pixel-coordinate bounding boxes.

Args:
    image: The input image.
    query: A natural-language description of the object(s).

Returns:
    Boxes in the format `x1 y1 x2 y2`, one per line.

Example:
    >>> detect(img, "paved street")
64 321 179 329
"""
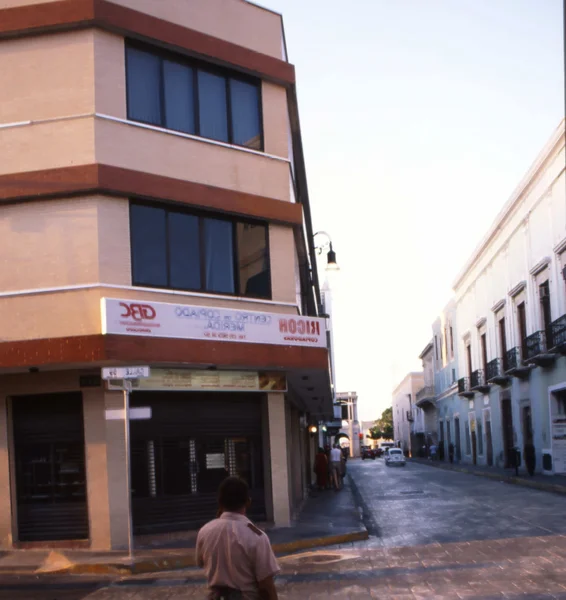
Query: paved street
3 459 566 599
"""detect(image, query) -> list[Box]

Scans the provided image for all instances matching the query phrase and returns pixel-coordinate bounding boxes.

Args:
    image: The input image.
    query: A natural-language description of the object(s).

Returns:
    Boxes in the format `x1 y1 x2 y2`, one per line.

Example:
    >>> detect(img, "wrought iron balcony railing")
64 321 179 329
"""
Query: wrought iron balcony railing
505 347 521 371
524 330 549 360
458 377 474 397
416 385 436 403
470 369 482 389
470 369 490 392
550 314 566 350
486 358 509 384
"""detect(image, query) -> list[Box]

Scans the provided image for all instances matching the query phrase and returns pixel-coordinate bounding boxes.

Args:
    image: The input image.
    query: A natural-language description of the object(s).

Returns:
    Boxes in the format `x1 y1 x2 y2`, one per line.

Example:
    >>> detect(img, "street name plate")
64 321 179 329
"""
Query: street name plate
101 366 150 380
105 407 152 420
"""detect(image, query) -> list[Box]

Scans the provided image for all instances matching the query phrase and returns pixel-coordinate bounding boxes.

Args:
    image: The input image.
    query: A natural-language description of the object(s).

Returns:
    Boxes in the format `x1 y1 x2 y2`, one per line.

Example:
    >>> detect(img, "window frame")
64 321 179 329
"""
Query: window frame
129 200 272 300
125 40 264 151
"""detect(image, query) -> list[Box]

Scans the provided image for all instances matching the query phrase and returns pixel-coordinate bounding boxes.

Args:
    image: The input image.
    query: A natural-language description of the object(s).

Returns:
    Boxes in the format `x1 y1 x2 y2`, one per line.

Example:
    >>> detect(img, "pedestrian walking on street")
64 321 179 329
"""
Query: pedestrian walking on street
314 447 329 491
196 477 280 600
330 444 343 490
430 443 437 461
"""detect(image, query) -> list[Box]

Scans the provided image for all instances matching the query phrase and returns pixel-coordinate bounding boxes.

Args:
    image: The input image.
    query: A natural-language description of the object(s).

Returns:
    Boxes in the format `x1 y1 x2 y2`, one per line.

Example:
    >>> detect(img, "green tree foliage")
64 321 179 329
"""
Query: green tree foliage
367 407 394 440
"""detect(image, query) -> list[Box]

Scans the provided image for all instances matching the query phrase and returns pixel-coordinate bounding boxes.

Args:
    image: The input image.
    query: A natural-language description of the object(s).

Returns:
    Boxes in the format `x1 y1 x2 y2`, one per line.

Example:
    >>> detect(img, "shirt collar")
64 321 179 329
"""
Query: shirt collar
219 512 249 523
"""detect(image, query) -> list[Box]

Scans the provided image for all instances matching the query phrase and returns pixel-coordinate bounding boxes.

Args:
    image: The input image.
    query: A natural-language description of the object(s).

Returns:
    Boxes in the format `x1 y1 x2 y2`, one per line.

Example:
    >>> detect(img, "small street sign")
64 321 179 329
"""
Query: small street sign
105 407 152 421
101 366 150 380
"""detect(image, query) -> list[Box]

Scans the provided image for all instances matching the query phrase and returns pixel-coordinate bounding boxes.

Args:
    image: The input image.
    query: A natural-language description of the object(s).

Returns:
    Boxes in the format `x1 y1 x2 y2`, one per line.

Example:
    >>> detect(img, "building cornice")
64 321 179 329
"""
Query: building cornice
508 281 527 298
491 299 506 313
419 341 434 359
452 119 565 290
0 0 295 86
475 317 487 329
530 257 551 276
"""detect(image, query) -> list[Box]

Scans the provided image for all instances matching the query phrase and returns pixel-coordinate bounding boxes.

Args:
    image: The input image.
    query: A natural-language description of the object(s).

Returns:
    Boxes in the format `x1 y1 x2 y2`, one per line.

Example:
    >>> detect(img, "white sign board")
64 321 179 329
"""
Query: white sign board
105 407 152 420
101 298 326 348
101 366 151 380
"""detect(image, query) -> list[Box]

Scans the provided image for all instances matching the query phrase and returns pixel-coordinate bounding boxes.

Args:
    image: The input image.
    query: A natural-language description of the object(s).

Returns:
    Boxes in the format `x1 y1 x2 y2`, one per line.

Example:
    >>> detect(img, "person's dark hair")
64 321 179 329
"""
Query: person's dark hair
218 477 250 512
318 447 324 453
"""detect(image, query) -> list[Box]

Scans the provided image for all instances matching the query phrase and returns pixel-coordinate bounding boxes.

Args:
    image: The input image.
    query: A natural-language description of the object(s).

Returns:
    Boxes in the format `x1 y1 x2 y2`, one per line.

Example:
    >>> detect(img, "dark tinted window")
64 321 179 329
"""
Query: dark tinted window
163 60 195 134
126 47 162 126
130 204 167 287
230 79 261 149
130 203 269 298
168 212 201 290
204 218 234 293
237 223 270 298
125 43 262 149
198 71 229 143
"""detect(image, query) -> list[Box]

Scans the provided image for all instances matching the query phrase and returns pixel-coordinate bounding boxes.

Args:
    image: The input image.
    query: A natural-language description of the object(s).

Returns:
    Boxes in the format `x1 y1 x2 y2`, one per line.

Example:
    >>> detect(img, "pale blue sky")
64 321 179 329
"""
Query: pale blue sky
263 0 565 420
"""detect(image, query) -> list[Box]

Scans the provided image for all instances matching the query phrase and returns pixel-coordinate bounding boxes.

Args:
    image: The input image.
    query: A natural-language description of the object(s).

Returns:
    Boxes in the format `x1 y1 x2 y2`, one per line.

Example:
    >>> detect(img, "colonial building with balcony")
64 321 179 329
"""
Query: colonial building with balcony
412 342 437 453
0 0 333 549
392 372 424 456
453 119 566 473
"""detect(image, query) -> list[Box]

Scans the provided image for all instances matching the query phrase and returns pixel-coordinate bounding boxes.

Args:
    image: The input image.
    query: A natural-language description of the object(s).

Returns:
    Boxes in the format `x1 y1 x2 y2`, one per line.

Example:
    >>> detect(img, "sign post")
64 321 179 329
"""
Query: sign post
101 366 150 561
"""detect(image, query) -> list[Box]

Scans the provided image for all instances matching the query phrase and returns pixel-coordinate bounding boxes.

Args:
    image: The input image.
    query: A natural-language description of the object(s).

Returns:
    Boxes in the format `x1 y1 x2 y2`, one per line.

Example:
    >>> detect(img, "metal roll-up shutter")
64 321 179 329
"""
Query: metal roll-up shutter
12 393 89 542
130 392 265 534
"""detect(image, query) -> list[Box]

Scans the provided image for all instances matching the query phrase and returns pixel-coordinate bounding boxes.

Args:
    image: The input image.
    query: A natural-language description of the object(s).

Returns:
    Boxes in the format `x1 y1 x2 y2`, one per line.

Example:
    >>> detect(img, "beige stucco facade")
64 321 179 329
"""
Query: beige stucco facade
0 0 331 550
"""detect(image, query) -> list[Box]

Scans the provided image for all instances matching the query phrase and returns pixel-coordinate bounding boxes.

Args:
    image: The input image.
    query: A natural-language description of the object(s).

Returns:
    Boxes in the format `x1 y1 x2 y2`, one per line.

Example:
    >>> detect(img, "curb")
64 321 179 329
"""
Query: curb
414 460 566 495
40 529 369 576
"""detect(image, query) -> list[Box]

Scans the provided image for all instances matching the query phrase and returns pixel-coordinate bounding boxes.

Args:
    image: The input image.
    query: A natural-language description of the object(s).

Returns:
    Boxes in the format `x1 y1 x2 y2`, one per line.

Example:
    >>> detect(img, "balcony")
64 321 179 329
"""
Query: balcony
486 358 510 386
504 347 533 379
406 410 414 422
457 377 474 398
470 369 490 394
550 314 566 353
415 385 436 408
524 330 556 367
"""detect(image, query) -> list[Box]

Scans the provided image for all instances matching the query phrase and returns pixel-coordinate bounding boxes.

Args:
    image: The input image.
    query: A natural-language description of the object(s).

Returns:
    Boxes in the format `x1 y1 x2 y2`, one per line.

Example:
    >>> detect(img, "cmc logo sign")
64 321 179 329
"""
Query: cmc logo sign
278 318 320 336
119 302 156 321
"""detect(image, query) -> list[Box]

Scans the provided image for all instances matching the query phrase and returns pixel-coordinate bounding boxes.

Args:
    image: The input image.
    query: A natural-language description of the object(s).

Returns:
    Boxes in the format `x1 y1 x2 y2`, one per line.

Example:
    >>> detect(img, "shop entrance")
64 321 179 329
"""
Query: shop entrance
130 392 265 534
12 393 88 542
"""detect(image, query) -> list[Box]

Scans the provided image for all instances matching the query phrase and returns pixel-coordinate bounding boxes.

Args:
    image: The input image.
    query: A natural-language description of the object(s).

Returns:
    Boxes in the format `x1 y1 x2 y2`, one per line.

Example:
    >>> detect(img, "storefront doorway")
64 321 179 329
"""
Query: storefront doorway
12 393 88 542
501 397 514 467
130 392 265 534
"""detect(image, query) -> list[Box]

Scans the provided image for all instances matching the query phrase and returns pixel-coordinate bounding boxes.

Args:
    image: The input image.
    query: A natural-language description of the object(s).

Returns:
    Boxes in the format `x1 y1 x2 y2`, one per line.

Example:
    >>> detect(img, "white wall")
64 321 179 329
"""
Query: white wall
455 122 566 374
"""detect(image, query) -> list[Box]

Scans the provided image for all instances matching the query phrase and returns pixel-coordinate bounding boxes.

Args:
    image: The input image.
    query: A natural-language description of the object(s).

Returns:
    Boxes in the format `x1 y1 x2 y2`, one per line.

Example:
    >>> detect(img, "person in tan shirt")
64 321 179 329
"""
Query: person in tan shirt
196 477 280 600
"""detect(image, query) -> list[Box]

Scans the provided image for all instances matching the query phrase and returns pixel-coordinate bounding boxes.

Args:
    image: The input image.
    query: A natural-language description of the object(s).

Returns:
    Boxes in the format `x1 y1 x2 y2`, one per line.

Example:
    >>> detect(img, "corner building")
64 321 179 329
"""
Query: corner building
0 0 333 549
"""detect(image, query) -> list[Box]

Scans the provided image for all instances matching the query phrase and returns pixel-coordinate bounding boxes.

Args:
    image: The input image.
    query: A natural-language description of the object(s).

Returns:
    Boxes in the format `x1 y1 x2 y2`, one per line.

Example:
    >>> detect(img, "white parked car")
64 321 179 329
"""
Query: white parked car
385 448 406 467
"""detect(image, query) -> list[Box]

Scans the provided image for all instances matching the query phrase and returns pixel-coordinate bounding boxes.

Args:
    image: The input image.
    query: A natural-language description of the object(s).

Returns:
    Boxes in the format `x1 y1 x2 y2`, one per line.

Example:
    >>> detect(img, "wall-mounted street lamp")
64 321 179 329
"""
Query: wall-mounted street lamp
313 231 339 271
309 425 318 434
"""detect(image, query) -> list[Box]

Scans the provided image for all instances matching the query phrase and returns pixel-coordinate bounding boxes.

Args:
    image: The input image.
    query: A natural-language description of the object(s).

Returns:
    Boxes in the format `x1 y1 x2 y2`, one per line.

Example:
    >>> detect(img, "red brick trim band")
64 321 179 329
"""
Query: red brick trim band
0 334 328 371
0 0 295 85
0 164 303 226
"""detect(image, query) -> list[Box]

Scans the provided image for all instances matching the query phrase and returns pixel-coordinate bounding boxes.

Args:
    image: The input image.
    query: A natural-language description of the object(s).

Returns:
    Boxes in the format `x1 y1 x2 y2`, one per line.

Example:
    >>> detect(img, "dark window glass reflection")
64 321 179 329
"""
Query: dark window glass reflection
230 79 261 150
126 47 162 126
163 60 195 134
236 223 270 298
198 71 229 142
204 218 234 293
130 205 167 287
168 212 201 290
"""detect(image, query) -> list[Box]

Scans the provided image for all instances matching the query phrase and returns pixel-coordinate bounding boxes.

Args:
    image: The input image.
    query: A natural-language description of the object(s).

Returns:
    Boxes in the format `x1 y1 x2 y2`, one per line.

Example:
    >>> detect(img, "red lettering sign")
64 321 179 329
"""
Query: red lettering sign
120 302 156 321
279 319 288 333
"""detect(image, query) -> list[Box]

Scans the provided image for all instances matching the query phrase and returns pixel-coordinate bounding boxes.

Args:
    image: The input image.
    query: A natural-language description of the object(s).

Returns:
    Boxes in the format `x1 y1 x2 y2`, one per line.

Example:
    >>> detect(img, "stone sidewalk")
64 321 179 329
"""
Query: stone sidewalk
410 457 566 494
0 474 367 576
